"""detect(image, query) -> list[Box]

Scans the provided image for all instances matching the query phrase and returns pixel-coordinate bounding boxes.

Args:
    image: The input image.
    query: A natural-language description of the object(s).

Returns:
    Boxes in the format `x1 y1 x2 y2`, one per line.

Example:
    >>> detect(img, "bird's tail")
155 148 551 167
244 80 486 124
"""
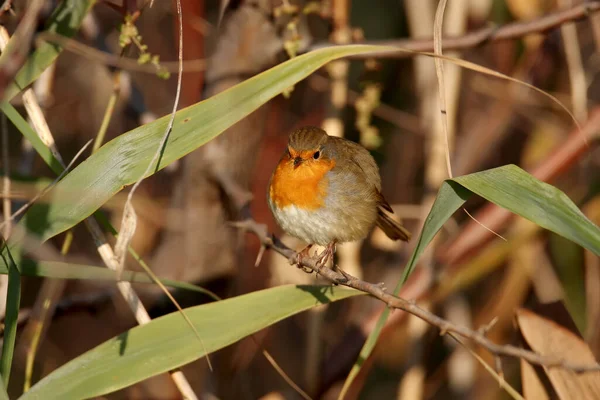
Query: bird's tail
376 208 411 242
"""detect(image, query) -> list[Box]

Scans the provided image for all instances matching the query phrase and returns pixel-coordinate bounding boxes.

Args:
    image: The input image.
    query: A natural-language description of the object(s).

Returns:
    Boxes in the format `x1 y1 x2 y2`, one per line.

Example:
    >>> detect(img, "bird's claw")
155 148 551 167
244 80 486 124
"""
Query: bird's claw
291 244 315 274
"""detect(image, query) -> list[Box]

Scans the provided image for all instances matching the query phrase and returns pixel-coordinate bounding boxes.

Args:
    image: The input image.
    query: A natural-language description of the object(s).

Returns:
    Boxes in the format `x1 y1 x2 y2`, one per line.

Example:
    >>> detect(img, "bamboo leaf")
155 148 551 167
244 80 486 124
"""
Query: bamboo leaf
21 285 362 399
0 239 21 387
8 44 393 249
339 164 600 398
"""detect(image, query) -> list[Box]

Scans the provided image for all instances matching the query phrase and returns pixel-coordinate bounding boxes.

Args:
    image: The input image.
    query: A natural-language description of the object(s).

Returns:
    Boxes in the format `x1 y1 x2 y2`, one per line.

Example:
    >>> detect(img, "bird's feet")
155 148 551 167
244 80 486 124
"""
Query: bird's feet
314 242 336 270
290 244 314 273
290 242 337 274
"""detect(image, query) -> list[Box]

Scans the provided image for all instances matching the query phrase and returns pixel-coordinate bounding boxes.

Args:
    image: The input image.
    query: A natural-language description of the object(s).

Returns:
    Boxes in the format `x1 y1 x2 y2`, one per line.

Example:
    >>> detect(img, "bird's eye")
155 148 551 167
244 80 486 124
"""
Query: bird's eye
313 151 321 159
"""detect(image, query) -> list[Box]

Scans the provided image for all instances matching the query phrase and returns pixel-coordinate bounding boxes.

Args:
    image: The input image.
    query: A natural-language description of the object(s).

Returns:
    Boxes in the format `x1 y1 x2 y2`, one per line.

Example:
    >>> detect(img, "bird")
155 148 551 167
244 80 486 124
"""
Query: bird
267 126 411 268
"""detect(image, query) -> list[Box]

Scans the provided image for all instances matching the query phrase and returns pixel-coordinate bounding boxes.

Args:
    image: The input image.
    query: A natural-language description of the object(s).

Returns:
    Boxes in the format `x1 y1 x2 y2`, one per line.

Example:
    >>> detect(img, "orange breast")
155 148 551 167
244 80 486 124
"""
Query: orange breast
269 155 336 210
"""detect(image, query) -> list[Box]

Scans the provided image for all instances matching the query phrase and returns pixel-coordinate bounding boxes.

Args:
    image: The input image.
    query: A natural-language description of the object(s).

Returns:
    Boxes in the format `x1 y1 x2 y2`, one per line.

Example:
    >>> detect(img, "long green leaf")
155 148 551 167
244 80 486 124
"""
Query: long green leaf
0 239 21 387
3 0 94 102
453 166 599 255
9 44 391 248
21 285 362 399
340 164 600 397
0 374 8 400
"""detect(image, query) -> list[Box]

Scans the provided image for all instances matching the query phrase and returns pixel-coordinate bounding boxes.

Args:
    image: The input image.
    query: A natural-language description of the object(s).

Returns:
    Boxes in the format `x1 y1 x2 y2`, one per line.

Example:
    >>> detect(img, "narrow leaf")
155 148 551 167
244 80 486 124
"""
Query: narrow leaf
339 181 470 398
22 285 362 399
340 165 600 397
0 238 21 387
0 374 8 400
454 165 600 255
9 45 392 249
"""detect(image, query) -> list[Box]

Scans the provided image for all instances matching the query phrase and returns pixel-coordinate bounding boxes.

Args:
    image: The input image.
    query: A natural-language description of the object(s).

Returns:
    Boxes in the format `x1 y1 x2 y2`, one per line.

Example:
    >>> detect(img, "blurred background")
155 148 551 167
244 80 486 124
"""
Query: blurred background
1 0 600 399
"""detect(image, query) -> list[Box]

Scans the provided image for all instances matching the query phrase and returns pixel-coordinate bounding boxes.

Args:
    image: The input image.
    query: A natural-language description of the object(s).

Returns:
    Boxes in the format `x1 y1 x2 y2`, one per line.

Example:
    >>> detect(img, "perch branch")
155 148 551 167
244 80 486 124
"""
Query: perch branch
234 219 600 374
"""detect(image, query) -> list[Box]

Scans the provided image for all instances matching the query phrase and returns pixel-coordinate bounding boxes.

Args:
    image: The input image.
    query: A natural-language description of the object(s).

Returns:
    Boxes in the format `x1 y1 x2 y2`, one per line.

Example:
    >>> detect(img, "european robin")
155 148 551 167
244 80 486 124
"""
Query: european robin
267 126 411 266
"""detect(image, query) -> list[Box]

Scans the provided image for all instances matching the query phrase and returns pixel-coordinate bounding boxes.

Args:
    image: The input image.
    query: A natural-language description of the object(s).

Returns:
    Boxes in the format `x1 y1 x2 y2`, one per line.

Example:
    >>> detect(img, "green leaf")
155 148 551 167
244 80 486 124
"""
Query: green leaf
8 44 393 249
453 166 599 255
0 239 21 387
340 165 600 398
0 259 217 299
0 374 8 400
22 285 362 399
3 0 95 102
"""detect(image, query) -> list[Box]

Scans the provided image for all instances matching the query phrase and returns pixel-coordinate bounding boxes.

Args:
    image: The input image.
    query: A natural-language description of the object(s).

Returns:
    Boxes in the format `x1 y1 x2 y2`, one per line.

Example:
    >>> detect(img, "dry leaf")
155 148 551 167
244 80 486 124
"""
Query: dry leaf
517 309 600 400
520 358 550 400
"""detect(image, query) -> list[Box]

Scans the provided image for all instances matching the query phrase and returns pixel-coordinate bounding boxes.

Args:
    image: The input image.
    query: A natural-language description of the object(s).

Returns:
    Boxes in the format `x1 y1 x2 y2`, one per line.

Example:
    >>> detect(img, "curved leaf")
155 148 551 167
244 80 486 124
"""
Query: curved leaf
340 164 600 398
8 44 392 249
21 285 362 399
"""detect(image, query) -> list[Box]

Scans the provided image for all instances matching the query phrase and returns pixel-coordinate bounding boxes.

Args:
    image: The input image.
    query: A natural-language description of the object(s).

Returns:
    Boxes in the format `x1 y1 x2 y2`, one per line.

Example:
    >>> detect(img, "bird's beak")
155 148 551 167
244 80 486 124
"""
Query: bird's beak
293 157 302 169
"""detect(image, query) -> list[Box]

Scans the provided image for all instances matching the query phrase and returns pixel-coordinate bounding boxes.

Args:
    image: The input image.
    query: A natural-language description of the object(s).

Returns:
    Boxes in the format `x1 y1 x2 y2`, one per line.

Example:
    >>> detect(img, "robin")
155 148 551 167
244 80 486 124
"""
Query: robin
267 126 411 267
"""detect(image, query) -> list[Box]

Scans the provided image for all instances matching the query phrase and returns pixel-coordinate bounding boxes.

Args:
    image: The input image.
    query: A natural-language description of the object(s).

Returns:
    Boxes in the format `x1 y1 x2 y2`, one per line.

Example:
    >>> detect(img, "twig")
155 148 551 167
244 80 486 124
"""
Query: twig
449 333 524 400
35 32 205 74
0 27 64 167
235 219 600 374
557 0 588 122
308 74 420 134
92 70 120 153
309 2 600 58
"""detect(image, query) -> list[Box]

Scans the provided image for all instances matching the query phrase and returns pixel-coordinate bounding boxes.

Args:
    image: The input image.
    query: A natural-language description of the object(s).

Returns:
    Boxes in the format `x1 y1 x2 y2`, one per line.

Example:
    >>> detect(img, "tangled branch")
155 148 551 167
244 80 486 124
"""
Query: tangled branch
234 219 600 374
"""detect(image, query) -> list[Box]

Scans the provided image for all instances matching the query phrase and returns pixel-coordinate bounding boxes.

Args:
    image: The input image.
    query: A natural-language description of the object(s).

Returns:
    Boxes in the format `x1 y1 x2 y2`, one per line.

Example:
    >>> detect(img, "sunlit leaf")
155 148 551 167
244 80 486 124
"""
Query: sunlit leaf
22 285 362 399
340 165 600 398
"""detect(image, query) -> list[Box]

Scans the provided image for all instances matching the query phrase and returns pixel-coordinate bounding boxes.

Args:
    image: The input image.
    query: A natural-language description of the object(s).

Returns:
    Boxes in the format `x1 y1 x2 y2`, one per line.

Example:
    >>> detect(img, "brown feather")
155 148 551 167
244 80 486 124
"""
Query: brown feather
375 190 394 213
376 207 411 241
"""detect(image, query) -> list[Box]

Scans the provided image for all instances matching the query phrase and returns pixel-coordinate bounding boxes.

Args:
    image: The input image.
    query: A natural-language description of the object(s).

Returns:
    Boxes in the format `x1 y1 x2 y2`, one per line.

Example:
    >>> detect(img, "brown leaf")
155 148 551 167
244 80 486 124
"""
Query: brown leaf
520 358 550 400
517 309 600 400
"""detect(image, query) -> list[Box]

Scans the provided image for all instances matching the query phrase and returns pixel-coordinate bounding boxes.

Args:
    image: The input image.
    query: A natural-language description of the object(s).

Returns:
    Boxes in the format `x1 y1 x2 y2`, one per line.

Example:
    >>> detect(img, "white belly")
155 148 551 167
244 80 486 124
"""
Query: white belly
269 202 373 246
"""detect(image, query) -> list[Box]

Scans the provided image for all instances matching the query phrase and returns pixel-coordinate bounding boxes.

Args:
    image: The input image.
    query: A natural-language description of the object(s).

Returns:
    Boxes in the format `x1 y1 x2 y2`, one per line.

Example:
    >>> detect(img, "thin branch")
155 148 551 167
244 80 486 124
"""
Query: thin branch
308 74 420 134
309 2 600 58
558 0 588 122
35 32 205 74
235 219 600 374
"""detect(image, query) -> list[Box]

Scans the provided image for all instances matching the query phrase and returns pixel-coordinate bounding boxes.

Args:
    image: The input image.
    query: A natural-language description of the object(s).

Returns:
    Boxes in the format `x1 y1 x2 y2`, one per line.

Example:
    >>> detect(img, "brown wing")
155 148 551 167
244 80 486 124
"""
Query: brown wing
376 207 411 241
376 190 394 213
375 190 411 241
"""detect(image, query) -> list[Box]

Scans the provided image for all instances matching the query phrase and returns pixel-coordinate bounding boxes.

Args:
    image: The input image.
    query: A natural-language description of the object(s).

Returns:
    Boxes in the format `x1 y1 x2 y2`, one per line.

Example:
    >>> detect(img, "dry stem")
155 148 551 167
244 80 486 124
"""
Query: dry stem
235 219 600 374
